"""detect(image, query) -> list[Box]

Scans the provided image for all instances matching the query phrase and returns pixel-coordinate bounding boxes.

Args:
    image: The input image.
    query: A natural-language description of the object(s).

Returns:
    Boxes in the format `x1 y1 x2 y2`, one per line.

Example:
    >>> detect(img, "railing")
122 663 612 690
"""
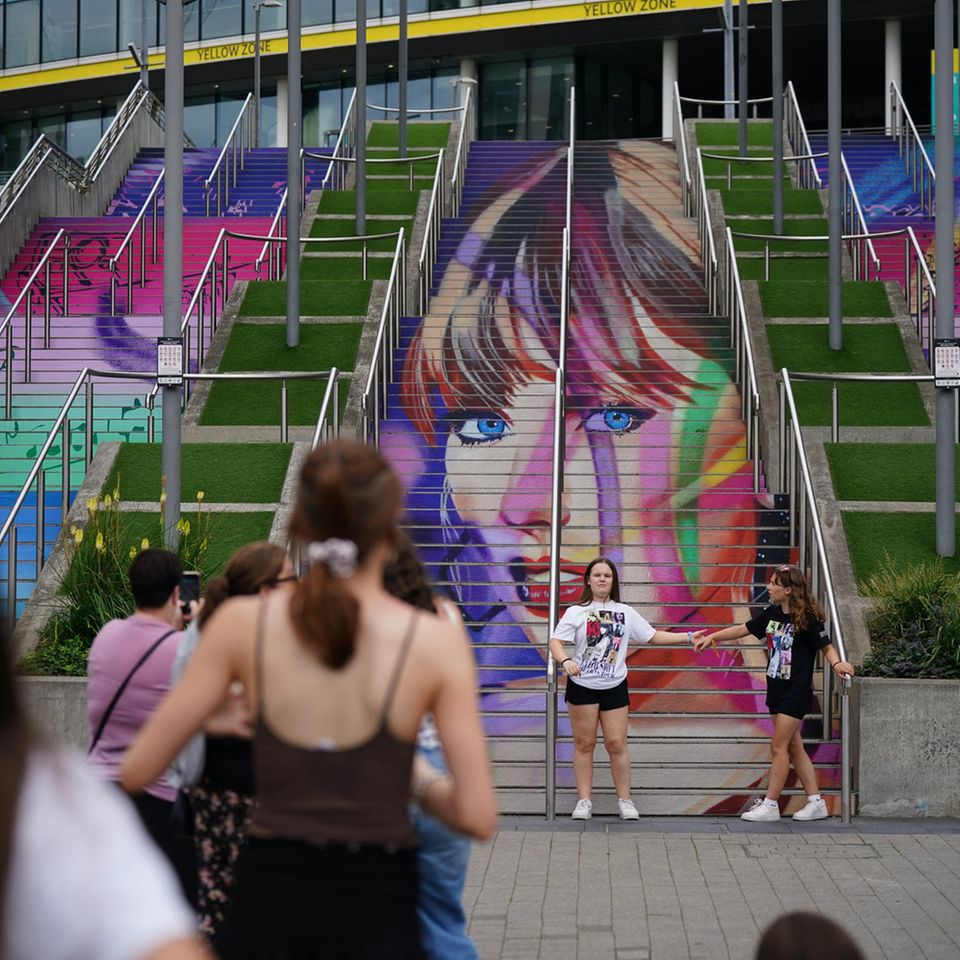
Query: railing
361 230 407 445
108 168 164 313
204 93 254 216
255 188 288 280
1 365 346 633
693 149 720 315
698 148 826 190
676 93 774 119
839 154 881 281
450 83 475 218
672 83 693 216
783 82 822 190
418 150 446 314
2 229 71 418
777 367 855 824
321 89 358 194
889 81 935 216
367 103 463 117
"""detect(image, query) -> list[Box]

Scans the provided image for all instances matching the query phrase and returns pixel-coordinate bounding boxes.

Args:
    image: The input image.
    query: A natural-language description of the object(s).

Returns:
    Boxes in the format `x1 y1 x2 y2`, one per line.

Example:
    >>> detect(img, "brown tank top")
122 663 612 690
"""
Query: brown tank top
250 600 419 849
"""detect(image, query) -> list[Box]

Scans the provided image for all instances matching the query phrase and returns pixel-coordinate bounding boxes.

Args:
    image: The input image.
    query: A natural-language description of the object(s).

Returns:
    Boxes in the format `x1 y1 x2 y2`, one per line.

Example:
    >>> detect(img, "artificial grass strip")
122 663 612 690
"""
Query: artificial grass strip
201 322 362 427
737 256 829 282
239 280 373 316
729 218 829 252
106 443 292 504
767 323 928 427
760 280 892 318
367 122 451 147
706 175 792 191
695 121 773 146
841 511 960 581
300 257 393 281
721 189 824 216
826 443 960 502
318 188 422 215
702 153 778 177
308 217 412 251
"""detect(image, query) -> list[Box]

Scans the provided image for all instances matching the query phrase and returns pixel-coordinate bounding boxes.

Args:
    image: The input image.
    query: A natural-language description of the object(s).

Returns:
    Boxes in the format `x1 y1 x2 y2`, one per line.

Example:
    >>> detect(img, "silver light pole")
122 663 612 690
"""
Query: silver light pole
738 0 748 155
772 0 784 235
141 0 150 88
827 0 842 350
287 0 301 347
398 0 408 158
357 0 367 235
723 0 734 120
254 1 282 148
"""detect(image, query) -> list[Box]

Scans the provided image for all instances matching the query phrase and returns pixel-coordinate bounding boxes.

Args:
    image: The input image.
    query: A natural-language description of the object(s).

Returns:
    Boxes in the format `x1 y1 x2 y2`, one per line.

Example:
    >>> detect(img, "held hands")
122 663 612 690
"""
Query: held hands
693 631 718 653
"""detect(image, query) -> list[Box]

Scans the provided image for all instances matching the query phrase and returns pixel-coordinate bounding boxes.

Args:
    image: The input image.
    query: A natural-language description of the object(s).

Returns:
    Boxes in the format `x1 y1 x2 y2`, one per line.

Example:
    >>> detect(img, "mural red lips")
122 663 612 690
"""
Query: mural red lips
517 559 584 616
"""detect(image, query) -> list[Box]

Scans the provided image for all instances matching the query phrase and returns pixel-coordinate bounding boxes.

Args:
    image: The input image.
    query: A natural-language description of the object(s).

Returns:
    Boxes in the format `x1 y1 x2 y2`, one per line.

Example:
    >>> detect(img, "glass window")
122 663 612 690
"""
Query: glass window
303 0 333 27
184 94 216 146
41 0 77 62
6 0 41 68
0 119 33 173
201 0 242 39
66 110 104 163
215 93 246 144
120 0 159 53
480 60 525 140
37 114 67 150
162 0 201 43
527 57 572 140
245 0 284 35
431 68 457 112
80 0 117 57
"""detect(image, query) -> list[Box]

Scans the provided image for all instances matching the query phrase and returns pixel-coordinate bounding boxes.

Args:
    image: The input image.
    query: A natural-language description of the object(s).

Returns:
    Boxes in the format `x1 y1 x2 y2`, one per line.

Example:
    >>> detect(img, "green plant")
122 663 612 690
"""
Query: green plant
858 556 960 679
20 479 213 676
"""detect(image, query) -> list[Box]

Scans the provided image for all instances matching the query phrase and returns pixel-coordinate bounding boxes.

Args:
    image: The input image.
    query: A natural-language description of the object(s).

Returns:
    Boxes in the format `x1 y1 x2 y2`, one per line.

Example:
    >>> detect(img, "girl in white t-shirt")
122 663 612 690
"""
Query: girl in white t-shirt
548 557 703 821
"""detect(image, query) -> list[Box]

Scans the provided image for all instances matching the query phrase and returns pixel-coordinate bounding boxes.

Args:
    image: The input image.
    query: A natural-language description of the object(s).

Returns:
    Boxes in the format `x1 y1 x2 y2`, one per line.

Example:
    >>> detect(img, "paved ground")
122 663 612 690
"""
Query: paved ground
464 817 960 960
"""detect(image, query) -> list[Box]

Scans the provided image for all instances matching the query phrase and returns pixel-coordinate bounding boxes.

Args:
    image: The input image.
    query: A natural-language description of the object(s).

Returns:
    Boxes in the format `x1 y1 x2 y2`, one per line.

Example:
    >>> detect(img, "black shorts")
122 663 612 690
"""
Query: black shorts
564 677 629 711
766 678 813 720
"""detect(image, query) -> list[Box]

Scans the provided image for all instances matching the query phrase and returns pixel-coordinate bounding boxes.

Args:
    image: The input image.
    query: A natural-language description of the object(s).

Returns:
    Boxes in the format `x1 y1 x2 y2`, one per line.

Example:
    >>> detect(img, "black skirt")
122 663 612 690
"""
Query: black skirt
214 835 424 960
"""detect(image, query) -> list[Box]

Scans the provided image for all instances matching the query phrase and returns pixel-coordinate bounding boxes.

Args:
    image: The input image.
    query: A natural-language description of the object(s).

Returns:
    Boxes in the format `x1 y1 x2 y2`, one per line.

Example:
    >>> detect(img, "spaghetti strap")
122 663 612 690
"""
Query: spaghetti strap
254 594 271 716
380 610 420 727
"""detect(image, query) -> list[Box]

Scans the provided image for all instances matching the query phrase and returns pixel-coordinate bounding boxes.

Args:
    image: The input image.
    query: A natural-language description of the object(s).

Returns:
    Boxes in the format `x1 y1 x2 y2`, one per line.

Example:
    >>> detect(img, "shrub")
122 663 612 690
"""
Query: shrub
20 480 212 677
858 556 960 679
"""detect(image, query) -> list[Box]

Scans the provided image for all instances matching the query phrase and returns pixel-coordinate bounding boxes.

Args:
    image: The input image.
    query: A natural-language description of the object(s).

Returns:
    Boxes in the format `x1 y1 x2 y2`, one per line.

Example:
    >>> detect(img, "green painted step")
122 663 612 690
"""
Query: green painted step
367 122 451 148
239 279 374 316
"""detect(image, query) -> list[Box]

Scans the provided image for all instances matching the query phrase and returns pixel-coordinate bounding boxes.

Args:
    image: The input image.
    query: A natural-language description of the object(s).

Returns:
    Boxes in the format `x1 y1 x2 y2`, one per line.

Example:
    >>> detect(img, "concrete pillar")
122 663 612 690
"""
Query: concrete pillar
885 19 902 135
276 76 288 147
459 58 477 140
662 38 678 141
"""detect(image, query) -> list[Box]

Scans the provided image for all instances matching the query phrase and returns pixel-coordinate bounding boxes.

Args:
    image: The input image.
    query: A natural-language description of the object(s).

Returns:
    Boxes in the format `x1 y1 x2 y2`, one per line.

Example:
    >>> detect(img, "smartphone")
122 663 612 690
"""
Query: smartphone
179 570 201 614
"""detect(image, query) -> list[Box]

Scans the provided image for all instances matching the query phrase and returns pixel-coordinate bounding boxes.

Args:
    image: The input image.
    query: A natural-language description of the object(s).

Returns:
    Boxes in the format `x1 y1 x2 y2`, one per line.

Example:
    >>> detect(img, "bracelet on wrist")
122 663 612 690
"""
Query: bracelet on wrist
560 658 572 667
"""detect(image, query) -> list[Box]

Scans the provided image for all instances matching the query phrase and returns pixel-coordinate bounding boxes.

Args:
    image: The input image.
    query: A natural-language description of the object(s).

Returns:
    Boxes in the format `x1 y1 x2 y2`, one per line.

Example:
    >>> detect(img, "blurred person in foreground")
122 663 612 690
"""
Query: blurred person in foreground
756 911 866 960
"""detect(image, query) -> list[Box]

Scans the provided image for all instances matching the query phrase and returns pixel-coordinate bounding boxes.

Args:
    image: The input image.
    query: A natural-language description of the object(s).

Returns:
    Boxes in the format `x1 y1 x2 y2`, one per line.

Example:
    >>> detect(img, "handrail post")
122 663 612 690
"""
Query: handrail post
85 378 95 466
36 470 45 572
831 382 839 442
43 261 52 348
4 325 12 419
5 527 16 638
128 243 134 305
63 234 70 315
61 417 70 520
24 290 33 384
280 380 289 443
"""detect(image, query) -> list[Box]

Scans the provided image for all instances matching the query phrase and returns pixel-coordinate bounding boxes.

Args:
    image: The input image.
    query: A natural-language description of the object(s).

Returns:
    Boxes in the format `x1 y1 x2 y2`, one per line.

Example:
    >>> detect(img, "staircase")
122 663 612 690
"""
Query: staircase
382 138 841 815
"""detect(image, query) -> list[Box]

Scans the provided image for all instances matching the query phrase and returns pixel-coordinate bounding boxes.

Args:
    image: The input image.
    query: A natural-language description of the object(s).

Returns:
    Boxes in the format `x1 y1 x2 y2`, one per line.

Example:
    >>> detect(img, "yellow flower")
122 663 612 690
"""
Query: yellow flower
113 483 121 501
196 491 205 502
129 546 137 560
73 527 84 545
159 491 167 506
176 519 191 537
103 494 112 508
141 537 150 550
95 532 105 553
86 497 98 515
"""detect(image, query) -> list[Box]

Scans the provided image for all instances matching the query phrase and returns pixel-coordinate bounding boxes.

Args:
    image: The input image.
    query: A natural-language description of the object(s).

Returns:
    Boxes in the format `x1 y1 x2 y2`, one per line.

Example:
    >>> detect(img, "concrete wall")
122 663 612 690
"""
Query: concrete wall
18 676 88 751
856 677 960 817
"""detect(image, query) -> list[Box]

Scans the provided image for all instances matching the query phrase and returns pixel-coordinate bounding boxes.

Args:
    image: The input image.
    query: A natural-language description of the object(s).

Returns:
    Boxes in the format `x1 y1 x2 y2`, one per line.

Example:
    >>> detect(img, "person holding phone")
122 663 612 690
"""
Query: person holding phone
86 548 197 905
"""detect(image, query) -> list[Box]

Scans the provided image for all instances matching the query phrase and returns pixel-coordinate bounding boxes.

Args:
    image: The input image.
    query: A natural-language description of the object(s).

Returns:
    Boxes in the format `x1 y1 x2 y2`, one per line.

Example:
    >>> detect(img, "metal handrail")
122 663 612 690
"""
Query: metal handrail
840 153 881 281
778 367 852 825
904 225 936 353
108 167 165 313
673 82 693 216
678 94 774 107
783 82 822 190
2 229 69 418
320 88 357 194
889 81 935 216
366 103 463 115
361 229 407 446
695 150 719 316
699 150 826 162
450 83 474 218
418 150 446 314
310 367 344 448
255 187 288 279
204 93 254 215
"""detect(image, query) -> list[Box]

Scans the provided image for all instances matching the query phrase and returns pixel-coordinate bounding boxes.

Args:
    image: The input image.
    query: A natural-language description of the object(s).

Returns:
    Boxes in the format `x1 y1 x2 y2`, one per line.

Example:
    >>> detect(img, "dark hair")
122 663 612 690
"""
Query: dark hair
772 565 825 633
288 440 403 668
383 530 435 613
575 557 621 605
198 541 287 629
128 548 182 610
756 912 865 960
0 623 28 953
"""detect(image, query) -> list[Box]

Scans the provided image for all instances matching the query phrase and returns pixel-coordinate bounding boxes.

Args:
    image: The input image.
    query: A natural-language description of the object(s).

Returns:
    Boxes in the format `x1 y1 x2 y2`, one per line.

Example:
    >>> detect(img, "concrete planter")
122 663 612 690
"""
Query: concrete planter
855 677 960 817
17 676 88 750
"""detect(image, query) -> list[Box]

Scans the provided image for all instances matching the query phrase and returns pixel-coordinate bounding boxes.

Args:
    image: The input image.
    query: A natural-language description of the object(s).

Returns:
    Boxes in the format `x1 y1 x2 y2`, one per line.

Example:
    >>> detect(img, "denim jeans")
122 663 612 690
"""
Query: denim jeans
413 744 478 960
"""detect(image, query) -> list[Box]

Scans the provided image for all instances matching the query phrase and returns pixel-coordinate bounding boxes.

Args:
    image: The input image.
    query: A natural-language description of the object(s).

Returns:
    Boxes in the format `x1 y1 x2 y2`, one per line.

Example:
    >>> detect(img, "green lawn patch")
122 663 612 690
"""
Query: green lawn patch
300 257 393 281
706 175 791 191
737 256 828 282
729 218 828 252
106 443 292 503
201 322 361 426
842 511 960 581
760 280 892 318
695 121 773 146
368 122 451 147
767 323 928 427
309 217 412 251
702 151 778 177
827 443 960 502
239 280 372 316
721 188 823 216
318 188 422 215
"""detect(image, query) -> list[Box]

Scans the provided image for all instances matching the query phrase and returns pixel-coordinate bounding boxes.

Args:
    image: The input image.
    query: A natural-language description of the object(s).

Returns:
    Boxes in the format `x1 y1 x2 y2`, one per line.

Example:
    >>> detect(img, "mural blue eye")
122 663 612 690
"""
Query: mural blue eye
582 407 652 435
451 414 511 445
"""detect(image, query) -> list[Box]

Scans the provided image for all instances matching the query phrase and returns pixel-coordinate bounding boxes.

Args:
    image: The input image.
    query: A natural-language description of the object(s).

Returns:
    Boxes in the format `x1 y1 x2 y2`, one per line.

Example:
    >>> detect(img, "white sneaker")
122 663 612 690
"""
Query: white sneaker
571 798 592 820
741 798 781 822
618 798 640 820
792 798 829 821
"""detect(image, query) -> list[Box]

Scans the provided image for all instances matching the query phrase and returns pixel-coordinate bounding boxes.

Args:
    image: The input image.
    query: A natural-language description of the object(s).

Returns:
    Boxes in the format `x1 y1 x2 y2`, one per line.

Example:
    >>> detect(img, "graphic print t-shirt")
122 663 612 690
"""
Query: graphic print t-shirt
745 604 830 688
553 601 655 690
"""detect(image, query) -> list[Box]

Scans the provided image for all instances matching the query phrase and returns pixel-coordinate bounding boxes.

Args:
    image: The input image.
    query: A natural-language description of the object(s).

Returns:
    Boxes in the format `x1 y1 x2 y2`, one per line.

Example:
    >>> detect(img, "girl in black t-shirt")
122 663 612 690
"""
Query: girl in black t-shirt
694 565 854 822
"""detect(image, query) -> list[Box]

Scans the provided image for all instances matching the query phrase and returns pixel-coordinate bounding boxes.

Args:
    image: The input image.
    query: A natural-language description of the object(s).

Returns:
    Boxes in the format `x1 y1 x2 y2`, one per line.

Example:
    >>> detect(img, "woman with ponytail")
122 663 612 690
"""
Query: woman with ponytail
170 541 294 941
123 440 497 959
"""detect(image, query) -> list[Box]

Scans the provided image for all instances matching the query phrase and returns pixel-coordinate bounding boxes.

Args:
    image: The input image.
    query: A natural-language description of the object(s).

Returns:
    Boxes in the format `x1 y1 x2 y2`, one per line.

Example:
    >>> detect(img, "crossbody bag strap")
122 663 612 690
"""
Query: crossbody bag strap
88 628 177 756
